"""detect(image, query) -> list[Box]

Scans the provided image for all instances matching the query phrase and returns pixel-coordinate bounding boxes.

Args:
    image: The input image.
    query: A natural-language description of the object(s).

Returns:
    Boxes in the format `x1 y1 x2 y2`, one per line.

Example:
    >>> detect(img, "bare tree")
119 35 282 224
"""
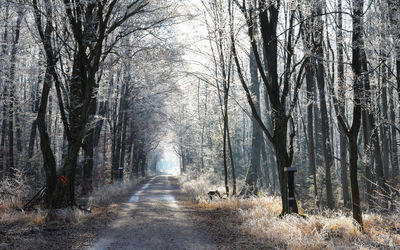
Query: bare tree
33 0 170 208
337 0 365 228
232 0 308 214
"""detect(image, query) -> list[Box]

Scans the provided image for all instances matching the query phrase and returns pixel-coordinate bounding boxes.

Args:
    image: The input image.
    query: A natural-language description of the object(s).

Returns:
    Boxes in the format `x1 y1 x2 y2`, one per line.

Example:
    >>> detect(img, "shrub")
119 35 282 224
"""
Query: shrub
0 168 29 208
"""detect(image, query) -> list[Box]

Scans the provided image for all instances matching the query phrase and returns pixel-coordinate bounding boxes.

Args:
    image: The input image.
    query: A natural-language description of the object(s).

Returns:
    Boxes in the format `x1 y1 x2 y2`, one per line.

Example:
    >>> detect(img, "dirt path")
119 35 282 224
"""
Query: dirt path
88 175 216 250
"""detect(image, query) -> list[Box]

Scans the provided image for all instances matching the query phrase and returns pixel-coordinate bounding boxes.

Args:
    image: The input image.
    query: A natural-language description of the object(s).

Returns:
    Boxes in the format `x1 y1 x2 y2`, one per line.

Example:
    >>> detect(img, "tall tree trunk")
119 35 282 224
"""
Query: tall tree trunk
314 1 334 209
82 101 105 194
15 111 22 154
27 72 41 169
37 67 57 205
313 91 323 172
140 152 146 177
0 5 9 178
362 109 373 207
227 125 237 195
6 10 23 175
242 114 246 164
223 99 229 195
393 56 400 178
389 85 398 180
0 86 8 177
338 0 365 228
260 137 270 189
82 132 94 194
261 61 276 193
111 83 126 181
274 125 298 214
349 127 363 228
361 49 388 207
387 0 400 178
380 56 390 179
300 8 318 204
243 38 261 191
397 56 400 179
306 57 318 205
336 0 350 207
133 145 140 179
180 144 186 174
200 84 207 170
119 112 128 171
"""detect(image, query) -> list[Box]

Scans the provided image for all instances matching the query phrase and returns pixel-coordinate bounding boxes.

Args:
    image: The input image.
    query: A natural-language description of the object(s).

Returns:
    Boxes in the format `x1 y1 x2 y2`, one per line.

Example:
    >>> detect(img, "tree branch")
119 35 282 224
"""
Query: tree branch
231 28 273 142
106 1 149 35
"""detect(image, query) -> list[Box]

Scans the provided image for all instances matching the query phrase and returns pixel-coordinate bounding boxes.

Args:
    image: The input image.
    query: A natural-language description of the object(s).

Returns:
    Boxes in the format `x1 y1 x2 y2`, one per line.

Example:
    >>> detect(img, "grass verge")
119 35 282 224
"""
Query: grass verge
181 176 400 249
0 177 149 249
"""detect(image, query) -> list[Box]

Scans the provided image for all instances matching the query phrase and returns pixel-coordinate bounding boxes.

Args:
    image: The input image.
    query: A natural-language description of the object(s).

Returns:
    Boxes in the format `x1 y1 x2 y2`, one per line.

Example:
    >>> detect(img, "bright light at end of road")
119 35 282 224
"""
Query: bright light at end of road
156 146 180 175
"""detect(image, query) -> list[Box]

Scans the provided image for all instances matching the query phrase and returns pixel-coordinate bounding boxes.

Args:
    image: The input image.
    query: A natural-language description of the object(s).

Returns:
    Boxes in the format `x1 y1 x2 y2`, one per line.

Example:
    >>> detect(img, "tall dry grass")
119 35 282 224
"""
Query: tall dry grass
0 168 29 208
180 166 246 200
0 169 48 227
182 175 400 249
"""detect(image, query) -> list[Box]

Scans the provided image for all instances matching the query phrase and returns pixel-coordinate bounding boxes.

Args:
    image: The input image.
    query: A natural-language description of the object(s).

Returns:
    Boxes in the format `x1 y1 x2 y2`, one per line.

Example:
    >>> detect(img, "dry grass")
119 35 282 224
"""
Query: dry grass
0 203 48 230
0 176 150 249
0 169 29 207
183 177 400 249
0 177 144 230
180 170 223 201
0 169 46 228
182 177 218 201
88 178 144 207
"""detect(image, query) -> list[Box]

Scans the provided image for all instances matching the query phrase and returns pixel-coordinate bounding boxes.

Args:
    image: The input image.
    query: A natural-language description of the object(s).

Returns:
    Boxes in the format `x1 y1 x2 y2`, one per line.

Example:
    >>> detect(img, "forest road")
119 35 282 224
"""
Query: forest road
88 175 216 250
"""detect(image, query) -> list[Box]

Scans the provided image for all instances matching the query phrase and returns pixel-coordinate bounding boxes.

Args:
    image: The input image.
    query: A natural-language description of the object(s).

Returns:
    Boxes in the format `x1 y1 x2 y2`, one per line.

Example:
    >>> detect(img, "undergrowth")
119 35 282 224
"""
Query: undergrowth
182 174 400 249
0 175 144 228
0 169 47 228
0 168 30 208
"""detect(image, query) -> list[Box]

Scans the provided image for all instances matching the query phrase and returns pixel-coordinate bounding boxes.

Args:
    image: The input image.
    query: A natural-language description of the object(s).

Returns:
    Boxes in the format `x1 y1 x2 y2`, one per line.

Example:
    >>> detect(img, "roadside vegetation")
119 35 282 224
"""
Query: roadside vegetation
0 172 148 249
181 172 400 249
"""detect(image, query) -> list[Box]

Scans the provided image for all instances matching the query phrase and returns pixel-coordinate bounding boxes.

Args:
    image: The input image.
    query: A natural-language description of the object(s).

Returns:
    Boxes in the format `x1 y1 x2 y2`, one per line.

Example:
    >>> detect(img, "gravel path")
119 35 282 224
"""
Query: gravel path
88 175 216 250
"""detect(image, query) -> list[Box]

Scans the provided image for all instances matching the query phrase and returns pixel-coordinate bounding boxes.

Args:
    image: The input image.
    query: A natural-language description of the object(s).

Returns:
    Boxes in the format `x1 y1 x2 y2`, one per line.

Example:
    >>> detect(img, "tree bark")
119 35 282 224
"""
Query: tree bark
37 67 57 206
243 36 262 191
15 112 23 154
27 72 41 169
380 56 390 179
388 0 399 179
361 49 388 207
0 6 9 178
362 109 373 207
389 85 398 180
314 1 334 209
305 56 318 204
337 0 365 228
336 0 350 207
260 136 270 188
0 86 8 178
112 83 126 181
223 101 229 194
6 10 23 175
